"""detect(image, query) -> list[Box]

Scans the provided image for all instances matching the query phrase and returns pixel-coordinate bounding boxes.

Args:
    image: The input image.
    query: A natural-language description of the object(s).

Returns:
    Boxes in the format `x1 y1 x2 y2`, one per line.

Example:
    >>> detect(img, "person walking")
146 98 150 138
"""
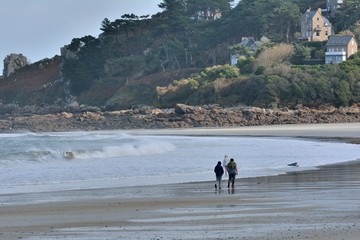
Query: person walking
223 155 229 176
226 158 238 188
214 161 224 189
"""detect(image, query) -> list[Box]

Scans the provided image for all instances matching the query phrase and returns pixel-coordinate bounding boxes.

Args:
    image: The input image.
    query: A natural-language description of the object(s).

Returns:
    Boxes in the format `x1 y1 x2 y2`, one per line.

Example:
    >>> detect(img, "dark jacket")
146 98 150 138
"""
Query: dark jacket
214 163 224 176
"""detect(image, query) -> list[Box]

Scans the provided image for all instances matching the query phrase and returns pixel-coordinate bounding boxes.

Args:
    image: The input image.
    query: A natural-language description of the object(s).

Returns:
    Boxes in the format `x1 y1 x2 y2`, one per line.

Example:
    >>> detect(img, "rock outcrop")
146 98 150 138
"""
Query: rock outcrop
2 53 29 77
60 45 78 60
0 104 359 132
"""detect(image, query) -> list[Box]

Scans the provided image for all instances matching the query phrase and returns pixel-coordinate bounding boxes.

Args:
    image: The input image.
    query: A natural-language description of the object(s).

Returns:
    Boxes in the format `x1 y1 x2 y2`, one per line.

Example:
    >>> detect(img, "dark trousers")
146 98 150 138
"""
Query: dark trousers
215 175 222 188
228 173 236 188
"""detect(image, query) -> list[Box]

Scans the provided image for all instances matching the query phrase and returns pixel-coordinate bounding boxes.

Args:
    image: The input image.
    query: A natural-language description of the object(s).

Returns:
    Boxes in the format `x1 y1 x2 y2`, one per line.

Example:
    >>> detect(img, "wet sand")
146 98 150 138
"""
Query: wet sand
1 123 360 240
126 122 360 139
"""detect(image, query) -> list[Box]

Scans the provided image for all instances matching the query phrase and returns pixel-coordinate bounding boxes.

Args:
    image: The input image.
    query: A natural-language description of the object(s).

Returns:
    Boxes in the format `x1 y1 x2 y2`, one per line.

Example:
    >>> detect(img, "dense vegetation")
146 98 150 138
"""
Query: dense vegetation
61 0 360 109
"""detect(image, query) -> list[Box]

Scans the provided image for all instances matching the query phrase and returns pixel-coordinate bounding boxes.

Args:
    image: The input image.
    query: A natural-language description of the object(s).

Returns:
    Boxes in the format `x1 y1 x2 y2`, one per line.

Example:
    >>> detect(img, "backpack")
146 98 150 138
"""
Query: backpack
228 166 236 174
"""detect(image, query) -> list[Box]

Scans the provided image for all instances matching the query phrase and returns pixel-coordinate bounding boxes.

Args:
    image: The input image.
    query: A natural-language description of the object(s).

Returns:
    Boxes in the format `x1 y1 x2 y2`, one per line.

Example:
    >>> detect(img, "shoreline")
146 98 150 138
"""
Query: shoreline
1 123 360 240
122 122 360 138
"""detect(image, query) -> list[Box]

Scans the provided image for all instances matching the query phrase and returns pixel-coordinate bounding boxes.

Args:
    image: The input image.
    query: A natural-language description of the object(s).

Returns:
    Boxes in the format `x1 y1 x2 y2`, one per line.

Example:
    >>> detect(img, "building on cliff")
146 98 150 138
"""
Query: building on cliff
325 35 358 64
299 8 333 42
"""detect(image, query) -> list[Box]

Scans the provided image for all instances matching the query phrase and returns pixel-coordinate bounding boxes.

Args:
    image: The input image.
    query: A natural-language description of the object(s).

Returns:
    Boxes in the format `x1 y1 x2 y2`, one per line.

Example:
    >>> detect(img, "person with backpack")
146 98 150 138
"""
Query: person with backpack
226 158 238 188
214 161 224 189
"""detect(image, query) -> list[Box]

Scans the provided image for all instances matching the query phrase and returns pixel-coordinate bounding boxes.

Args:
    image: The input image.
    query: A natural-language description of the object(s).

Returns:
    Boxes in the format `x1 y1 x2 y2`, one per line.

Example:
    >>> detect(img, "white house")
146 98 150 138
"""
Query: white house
325 35 358 64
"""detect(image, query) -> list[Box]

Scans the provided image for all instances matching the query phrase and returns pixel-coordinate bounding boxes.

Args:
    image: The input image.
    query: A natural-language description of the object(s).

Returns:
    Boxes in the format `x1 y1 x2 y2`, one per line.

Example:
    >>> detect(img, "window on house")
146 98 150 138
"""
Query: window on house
325 31 328 36
316 32 320 36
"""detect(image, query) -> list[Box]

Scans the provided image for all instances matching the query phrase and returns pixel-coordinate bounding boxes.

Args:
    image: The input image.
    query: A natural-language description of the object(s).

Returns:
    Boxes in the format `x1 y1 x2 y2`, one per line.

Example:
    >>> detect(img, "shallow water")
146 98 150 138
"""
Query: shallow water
0 130 359 194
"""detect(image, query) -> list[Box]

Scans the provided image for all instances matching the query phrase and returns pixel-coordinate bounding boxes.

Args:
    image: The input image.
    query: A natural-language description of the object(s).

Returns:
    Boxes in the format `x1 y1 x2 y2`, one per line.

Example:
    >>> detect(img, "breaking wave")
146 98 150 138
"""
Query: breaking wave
0 139 176 165
64 140 176 160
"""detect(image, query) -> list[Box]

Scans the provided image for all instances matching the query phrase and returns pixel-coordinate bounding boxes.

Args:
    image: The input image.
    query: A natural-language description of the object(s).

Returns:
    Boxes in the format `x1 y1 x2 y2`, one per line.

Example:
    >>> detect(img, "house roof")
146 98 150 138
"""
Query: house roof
302 8 332 28
240 37 256 48
303 8 321 21
305 10 317 20
237 37 260 51
326 36 354 46
324 17 331 26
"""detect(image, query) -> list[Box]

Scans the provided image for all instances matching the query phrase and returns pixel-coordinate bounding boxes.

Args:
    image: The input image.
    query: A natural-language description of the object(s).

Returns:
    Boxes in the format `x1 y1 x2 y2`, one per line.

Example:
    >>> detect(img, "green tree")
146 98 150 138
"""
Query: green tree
100 18 113 34
220 0 301 43
270 1 301 43
237 56 255 74
200 64 239 80
332 0 360 33
229 44 253 57
186 0 233 20
63 36 103 95
336 80 351 106
292 44 311 64
158 0 185 13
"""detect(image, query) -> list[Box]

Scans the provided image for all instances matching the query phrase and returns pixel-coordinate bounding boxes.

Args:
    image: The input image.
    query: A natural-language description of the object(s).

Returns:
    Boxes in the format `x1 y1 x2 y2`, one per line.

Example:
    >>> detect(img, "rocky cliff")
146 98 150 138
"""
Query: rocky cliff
0 56 67 106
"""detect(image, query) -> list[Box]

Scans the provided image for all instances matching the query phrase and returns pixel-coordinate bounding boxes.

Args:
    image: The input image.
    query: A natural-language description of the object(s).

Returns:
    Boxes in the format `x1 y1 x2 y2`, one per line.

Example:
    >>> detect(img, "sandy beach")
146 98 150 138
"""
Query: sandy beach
1 123 360 240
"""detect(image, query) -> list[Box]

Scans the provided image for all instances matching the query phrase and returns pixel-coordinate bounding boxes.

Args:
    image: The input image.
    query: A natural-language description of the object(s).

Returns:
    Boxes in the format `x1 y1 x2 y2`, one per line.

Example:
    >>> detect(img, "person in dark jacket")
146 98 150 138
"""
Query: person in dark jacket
214 161 224 189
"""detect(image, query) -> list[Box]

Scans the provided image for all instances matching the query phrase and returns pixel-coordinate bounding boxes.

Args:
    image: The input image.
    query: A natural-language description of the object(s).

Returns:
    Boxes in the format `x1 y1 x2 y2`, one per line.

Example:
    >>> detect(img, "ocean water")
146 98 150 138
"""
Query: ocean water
0 130 359 194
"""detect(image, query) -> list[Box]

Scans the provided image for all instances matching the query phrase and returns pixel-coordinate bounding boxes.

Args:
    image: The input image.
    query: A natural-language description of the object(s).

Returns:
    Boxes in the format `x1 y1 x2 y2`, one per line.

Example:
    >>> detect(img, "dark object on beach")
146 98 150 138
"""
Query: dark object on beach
287 162 299 167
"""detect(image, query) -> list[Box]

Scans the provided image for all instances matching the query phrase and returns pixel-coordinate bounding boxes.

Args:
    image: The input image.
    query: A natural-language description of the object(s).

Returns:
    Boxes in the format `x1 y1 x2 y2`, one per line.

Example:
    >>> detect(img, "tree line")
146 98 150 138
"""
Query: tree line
61 0 360 109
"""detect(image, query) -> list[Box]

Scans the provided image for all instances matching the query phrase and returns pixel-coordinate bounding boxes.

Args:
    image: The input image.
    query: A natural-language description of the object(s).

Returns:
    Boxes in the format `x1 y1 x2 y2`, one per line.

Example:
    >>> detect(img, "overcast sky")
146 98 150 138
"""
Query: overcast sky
0 0 162 64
